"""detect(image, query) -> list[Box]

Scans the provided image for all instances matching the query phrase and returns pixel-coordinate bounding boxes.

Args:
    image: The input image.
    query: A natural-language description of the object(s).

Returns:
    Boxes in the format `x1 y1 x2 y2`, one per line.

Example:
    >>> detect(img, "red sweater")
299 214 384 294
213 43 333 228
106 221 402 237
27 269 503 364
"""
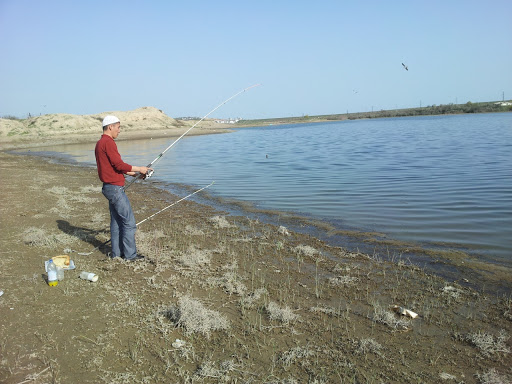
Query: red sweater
95 135 132 186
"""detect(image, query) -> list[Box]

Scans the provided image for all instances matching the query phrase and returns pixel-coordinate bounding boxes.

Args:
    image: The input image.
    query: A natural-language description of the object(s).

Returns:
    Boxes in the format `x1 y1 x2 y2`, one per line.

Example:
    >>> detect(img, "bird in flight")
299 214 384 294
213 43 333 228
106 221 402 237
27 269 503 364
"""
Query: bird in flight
402 63 408 71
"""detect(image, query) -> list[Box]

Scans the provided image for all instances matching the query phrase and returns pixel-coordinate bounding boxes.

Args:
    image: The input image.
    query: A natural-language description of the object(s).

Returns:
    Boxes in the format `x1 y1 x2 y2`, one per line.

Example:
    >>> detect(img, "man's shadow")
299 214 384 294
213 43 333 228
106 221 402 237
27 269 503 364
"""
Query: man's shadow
57 220 110 255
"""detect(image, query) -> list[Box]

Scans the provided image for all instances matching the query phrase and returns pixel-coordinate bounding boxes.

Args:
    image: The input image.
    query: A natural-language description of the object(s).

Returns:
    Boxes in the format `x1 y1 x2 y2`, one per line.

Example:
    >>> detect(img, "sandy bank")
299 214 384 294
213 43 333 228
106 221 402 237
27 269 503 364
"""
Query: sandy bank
0 106 232 150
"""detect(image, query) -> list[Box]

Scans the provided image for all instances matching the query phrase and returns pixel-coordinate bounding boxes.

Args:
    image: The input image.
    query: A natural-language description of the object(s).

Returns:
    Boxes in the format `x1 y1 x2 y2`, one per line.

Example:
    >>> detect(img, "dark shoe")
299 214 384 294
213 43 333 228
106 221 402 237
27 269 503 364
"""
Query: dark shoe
125 255 145 262
107 252 122 260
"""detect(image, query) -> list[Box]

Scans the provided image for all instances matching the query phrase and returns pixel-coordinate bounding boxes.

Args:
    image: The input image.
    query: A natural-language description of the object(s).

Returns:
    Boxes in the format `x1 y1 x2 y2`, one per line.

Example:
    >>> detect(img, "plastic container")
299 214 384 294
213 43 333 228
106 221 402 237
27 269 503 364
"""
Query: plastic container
56 266 64 281
47 260 58 286
80 271 98 282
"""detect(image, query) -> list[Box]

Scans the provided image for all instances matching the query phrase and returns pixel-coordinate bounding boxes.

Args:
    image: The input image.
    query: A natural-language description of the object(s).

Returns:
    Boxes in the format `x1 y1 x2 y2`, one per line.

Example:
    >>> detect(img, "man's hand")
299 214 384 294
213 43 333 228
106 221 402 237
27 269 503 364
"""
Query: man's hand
138 166 153 175
130 166 153 175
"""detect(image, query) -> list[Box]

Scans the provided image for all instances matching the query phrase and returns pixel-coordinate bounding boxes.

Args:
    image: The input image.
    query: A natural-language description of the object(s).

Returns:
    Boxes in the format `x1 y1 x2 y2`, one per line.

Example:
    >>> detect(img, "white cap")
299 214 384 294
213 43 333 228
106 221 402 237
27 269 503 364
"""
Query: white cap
102 115 120 127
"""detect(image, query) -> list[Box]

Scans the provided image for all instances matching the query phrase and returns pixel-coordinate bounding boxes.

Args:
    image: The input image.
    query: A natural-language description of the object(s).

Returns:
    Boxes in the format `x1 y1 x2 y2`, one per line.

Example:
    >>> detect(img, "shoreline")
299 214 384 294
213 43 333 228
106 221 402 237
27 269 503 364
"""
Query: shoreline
3 109 510 152
1 151 511 382
236 108 512 127
0 126 233 151
10 141 512 296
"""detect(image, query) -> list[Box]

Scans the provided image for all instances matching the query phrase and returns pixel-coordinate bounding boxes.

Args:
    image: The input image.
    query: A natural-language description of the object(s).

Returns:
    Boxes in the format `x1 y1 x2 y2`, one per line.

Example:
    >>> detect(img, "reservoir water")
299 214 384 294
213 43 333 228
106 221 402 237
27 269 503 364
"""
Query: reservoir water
28 113 512 269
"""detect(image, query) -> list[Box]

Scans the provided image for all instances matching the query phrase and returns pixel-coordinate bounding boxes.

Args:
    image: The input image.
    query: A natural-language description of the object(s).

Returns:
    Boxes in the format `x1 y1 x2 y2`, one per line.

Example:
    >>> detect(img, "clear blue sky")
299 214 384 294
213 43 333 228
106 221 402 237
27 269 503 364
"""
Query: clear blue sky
1 0 511 119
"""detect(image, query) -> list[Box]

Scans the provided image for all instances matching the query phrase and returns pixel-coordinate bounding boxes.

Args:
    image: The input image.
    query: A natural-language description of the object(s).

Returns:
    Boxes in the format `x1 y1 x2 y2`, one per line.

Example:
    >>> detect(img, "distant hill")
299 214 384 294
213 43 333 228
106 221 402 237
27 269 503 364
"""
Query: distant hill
0 107 227 149
1 106 177 137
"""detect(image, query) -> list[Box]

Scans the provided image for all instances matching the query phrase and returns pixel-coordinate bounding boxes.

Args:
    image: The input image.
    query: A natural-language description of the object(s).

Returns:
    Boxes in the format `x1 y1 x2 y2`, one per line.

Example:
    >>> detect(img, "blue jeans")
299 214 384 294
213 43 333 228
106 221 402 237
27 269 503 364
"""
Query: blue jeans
101 184 137 259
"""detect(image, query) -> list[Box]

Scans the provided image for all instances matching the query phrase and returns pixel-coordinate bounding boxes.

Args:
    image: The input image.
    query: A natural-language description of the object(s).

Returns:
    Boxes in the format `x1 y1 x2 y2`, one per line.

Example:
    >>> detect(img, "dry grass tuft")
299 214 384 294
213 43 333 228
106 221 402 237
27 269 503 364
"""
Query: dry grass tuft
442 285 465 300
467 330 510 358
439 372 457 380
502 297 512 321
47 186 69 195
194 359 237 379
210 270 247 296
329 275 359 286
166 296 230 338
134 229 169 259
209 215 233 229
80 185 102 194
266 301 300 324
240 288 267 310
89 212 107 226
476 368 512 384
310 305 339 317
293 244 319 257
355 338 383 355
22 227 78 247
279 346 314 369
22 227 49 246
178 246 212 269
49 197 73 217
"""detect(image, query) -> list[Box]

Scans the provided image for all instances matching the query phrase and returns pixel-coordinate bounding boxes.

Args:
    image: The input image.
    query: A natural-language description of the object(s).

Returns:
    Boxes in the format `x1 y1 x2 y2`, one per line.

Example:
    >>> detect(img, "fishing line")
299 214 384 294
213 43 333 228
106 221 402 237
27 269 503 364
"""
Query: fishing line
124 83 261 190
77 181 214 256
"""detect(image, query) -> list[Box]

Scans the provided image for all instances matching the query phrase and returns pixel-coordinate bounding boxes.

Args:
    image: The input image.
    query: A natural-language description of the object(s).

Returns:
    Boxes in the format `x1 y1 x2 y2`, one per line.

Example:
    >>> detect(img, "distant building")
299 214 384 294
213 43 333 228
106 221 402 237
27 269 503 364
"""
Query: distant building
495 102 512 106
214 118 242 124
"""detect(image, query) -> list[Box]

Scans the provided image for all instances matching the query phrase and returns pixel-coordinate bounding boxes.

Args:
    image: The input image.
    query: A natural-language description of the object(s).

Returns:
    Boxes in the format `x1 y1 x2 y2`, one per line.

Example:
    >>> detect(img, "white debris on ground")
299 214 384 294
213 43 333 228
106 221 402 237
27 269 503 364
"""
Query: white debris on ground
172 339 186 348
278 225 290 236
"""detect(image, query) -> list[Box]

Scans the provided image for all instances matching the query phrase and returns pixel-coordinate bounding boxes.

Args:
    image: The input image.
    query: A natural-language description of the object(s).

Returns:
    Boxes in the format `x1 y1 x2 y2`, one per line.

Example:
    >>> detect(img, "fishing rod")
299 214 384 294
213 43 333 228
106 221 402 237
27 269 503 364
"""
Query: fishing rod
77 85 258 255
77 181 214 256
136 181 214 226
124 84 261 190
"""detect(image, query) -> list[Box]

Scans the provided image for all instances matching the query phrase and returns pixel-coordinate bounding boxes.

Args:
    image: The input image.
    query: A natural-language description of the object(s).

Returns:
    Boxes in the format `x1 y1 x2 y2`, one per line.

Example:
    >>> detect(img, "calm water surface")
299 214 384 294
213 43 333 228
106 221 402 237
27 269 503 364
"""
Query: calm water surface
31 113 512 265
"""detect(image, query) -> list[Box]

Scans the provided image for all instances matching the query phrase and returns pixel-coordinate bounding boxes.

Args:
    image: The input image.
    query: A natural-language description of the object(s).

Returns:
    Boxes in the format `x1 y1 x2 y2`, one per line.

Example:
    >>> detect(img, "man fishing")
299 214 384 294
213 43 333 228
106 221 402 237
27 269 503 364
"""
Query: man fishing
95 115 152 261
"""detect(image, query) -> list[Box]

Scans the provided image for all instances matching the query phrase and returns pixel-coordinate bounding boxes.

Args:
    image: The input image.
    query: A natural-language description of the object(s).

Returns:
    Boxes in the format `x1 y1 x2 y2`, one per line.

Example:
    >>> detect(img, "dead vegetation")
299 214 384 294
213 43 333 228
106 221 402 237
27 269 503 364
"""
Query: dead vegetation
266 301 300 324
166 296 230 338
476 368 512 384
22 226 78 247
467 330 511 358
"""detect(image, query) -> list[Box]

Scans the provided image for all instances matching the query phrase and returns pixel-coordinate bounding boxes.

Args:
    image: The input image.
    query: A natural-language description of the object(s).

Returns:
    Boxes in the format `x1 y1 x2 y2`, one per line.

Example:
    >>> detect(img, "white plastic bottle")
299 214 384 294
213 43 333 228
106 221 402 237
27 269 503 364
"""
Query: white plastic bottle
47 260 58 287
80 271 98 282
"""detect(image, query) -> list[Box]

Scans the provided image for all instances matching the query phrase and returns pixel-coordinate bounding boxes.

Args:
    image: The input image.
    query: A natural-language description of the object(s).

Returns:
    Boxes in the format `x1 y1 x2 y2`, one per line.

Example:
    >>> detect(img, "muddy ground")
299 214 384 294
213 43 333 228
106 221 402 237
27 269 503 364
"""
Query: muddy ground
0 151 511 383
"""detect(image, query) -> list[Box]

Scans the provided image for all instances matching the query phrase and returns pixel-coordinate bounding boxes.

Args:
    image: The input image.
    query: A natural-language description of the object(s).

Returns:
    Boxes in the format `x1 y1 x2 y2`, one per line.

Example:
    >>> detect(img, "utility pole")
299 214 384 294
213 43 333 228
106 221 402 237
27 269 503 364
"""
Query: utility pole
503 91 505 101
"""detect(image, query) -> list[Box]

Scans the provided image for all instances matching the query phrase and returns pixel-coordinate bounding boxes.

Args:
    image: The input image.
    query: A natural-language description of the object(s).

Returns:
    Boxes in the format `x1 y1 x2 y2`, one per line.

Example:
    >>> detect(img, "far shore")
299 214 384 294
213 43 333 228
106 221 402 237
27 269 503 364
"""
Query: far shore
2 102 510 151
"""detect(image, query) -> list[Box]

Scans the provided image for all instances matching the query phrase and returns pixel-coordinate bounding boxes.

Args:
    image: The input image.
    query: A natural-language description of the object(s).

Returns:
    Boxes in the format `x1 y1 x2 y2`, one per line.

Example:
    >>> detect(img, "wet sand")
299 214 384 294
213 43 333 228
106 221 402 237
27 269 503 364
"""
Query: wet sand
0 151 511 383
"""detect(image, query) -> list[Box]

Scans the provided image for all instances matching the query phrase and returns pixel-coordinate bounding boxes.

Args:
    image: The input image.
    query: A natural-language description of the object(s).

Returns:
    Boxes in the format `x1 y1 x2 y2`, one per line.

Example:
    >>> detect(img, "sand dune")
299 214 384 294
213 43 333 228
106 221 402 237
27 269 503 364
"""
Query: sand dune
0 106 229 149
